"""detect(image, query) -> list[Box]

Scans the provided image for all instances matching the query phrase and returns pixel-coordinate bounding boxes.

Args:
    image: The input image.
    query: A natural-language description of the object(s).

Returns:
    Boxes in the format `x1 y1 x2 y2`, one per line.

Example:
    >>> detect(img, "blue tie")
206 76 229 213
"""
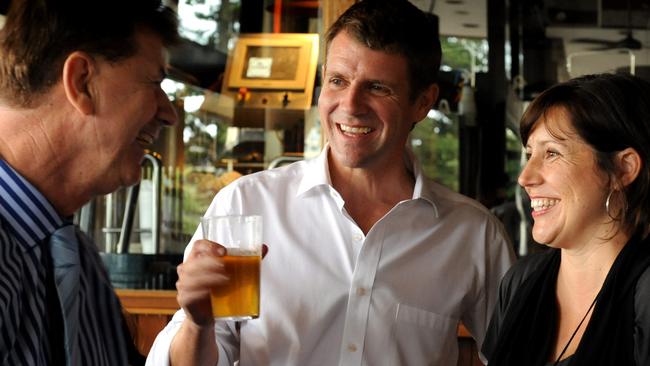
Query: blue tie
49 224 81 365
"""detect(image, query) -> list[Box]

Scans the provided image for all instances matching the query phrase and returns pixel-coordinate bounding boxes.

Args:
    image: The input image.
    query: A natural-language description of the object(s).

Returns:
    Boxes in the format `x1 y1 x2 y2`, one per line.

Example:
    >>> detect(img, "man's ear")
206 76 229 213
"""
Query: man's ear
615 147 642 188
414 83 439 122
62 51 95 115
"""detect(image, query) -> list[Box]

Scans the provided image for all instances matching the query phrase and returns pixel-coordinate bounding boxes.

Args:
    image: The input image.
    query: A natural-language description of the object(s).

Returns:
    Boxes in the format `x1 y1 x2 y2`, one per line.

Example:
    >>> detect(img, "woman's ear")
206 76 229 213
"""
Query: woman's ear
62 51 96 115
615 147 642 188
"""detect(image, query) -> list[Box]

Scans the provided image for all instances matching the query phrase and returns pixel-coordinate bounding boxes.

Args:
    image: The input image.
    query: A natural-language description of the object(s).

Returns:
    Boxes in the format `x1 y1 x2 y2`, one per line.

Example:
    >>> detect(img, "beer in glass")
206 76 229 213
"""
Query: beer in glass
201 215 262 320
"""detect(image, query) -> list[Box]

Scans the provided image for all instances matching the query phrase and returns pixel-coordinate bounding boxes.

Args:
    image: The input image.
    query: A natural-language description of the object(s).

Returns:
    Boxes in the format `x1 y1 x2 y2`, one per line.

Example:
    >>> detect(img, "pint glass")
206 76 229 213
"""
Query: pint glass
201 215 262 320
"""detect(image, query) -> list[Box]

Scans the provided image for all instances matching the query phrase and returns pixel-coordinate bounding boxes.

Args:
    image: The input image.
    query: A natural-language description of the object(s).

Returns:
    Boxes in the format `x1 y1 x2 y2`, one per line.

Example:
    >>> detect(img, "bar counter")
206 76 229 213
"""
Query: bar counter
117 290 482 365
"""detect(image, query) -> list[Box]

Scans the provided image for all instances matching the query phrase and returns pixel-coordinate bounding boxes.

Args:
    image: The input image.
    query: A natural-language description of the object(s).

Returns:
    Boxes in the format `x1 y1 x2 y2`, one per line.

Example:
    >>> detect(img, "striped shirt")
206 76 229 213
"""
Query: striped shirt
0 160 130 365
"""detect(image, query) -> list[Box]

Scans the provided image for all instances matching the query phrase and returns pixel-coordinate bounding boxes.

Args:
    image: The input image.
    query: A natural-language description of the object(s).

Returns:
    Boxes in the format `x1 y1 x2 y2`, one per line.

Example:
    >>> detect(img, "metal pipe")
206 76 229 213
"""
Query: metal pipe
115 152 163 254
104 193 115 252
116 183 140 254
142 152 163 254
515 147 528 256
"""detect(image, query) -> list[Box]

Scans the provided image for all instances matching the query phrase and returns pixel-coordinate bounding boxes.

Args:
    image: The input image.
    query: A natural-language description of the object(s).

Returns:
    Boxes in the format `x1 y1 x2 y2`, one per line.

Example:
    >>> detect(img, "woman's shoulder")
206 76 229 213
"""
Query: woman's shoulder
635 264 650 365
633 242 650 312
637 264 650 290
635 264 650 315
500 250 555 294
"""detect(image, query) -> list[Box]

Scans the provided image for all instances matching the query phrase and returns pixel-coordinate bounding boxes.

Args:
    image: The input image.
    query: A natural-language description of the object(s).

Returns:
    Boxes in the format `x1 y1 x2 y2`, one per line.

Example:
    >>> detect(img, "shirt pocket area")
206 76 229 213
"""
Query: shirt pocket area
390 303 459 366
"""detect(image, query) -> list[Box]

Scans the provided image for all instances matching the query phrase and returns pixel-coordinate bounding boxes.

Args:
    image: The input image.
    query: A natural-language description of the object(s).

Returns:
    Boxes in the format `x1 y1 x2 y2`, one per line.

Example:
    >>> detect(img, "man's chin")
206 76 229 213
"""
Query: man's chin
111 163 143 192
122 167 143 188
124 148 146 183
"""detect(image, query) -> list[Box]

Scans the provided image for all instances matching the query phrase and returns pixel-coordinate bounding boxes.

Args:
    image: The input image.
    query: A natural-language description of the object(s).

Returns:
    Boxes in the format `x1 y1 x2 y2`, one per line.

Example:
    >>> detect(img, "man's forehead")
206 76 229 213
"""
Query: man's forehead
133 31 168 63
325 38 407 76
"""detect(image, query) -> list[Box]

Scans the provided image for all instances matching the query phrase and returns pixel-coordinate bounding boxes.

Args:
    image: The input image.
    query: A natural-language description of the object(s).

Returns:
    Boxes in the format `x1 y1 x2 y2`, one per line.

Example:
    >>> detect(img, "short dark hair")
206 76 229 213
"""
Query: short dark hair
324 0 441 101
520 73 650 238
0 0 179 107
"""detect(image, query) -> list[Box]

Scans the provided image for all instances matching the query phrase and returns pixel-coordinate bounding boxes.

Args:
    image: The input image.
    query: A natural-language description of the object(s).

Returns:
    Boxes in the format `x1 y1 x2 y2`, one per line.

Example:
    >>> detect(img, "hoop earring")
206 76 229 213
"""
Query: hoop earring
605 190 614 217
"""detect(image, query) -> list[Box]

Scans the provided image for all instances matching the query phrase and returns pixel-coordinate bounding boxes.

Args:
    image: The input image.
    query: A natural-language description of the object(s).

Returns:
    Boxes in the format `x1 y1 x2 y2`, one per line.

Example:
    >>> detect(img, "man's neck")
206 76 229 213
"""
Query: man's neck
0 105 89 217
328 152 415 234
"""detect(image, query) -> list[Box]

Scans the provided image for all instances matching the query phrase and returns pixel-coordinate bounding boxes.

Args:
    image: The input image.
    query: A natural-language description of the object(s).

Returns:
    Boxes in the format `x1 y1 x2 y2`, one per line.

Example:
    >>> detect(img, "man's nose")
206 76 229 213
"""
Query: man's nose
339 85 367 116
157 87 178 126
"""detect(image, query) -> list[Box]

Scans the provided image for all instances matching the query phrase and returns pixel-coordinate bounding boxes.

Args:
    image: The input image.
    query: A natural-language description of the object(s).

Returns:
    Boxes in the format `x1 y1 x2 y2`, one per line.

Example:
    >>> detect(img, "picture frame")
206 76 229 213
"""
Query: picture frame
225 33 319 91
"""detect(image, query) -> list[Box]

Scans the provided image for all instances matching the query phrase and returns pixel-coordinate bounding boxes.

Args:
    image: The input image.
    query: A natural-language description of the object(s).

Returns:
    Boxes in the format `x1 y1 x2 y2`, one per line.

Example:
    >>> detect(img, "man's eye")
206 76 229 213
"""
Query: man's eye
369 84 390 96
329 78 343 86
546 150 560 158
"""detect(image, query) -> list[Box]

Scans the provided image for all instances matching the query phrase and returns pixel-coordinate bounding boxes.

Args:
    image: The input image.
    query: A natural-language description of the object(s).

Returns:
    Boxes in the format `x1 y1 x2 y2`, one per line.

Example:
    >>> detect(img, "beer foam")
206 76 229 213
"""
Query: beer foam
226 247 261 256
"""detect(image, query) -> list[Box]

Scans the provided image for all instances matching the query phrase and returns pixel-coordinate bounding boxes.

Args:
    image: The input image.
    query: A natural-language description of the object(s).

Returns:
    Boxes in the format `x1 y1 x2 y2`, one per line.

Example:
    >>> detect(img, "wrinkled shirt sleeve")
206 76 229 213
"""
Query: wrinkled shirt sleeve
462 217 515 362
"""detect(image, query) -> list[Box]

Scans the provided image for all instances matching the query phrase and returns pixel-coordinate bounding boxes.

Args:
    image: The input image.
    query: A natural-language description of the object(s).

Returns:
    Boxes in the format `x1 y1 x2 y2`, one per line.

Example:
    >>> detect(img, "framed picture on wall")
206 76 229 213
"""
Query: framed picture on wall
224 33 319 91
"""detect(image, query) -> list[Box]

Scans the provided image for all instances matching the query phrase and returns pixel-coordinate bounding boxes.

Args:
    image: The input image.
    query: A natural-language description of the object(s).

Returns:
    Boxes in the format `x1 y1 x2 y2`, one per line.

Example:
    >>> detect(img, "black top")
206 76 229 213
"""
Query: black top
483 239 650 366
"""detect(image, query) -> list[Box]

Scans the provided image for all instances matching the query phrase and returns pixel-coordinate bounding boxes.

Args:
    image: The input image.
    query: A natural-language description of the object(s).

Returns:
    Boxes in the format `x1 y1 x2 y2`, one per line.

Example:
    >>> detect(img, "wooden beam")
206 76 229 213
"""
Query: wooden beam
321 0 355 41
320 0 355 67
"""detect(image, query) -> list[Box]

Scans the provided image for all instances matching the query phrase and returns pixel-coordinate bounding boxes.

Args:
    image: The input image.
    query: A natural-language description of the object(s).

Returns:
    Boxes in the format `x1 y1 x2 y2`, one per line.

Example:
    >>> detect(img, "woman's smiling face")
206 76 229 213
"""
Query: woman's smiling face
518 107 611 248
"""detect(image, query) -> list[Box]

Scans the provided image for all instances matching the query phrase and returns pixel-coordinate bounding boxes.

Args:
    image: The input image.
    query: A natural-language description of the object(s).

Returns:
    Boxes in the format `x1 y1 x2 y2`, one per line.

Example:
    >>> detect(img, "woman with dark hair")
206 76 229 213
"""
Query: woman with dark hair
482 73 650 365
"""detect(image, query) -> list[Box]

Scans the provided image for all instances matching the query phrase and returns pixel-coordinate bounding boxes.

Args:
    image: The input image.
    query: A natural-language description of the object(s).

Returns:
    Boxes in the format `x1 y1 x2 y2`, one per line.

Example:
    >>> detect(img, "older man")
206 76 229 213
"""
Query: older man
0 0 178 364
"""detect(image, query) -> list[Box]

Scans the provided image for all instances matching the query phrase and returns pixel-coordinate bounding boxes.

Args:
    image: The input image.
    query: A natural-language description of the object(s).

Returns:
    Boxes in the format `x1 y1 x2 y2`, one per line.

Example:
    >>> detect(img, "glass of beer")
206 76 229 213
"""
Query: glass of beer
201 215 262 320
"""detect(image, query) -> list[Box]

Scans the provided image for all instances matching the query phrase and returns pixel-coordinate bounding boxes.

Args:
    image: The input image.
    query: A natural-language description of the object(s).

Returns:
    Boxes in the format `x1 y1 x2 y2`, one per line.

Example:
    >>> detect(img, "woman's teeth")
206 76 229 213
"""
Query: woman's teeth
339 124 371 134
531 198 558 211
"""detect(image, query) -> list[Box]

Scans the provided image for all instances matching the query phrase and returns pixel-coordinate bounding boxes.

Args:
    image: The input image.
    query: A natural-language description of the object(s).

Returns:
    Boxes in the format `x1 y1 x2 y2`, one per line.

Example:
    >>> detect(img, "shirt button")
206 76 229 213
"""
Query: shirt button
347 343 358 352
353 234 363 242
356 287 367 296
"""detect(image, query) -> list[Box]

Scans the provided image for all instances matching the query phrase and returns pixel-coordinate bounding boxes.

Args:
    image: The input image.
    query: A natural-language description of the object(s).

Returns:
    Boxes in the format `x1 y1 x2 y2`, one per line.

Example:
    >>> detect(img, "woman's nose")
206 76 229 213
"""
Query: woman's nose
517 155 541 187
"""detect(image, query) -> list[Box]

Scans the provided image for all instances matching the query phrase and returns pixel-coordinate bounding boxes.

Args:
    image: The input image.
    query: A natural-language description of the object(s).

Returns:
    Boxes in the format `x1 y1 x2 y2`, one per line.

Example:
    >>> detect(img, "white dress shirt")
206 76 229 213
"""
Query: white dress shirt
146 147 514 366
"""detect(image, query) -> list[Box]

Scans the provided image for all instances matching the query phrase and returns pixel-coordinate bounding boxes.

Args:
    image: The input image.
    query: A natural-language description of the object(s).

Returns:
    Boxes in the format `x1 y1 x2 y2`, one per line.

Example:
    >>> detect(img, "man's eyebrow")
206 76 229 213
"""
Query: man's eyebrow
365 79 397 89
366 79 388 85
324 70 343 77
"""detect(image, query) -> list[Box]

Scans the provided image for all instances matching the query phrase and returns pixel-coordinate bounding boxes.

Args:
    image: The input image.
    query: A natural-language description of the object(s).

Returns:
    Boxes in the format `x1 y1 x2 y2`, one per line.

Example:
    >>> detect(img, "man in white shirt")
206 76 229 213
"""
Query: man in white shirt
147 0 515 365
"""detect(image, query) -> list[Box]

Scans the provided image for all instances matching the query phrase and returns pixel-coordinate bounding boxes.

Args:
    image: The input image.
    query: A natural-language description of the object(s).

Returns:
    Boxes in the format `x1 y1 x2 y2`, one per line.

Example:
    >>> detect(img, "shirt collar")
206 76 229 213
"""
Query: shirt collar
295 145 440 217
296 145 332 196
0 160 64 250
404 147 439 217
